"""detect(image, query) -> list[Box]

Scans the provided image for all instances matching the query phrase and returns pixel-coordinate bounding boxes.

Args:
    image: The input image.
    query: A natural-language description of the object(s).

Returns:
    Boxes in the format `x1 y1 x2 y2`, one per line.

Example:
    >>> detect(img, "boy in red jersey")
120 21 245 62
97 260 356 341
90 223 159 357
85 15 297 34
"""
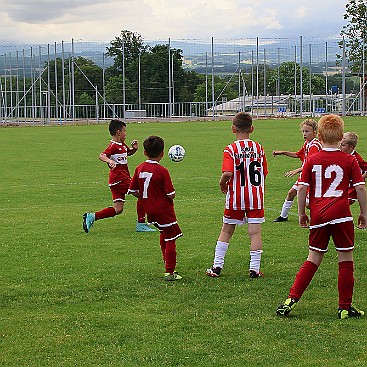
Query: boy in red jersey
206 112 268 278
83 119 155 233
273 119 322 222
277 114 367 319
339 132 367 205
128 136 183 281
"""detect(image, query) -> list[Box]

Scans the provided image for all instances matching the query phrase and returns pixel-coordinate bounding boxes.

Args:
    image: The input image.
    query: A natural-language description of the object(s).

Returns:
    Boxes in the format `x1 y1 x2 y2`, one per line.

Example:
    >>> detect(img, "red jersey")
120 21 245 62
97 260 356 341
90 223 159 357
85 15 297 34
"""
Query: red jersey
129 160 178 226
348 150 367 201
102 140 131 188
222 139 268 210
296 138 322 162
299 148 365 227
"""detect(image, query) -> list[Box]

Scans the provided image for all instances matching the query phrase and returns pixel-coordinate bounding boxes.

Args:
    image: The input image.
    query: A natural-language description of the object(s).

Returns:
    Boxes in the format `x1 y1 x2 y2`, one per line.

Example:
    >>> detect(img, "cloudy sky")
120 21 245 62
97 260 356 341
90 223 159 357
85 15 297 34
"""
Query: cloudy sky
0 0 348 44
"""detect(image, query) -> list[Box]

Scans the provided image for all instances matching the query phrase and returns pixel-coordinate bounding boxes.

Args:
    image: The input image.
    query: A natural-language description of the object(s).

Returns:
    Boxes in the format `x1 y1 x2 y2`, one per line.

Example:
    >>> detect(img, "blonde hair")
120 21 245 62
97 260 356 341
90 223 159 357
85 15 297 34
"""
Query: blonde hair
300 119 317 132
318 114 344 144
343 132 358 148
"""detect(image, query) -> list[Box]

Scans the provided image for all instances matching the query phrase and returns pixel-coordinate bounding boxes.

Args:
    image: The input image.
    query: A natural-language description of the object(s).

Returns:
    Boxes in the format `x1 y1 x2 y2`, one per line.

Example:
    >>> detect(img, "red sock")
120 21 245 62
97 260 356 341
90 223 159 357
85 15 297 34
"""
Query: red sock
338 261 354 309
95 207 116 220
164 240 177 274
160 233 166 262
289 260 318 301
137 199 146 223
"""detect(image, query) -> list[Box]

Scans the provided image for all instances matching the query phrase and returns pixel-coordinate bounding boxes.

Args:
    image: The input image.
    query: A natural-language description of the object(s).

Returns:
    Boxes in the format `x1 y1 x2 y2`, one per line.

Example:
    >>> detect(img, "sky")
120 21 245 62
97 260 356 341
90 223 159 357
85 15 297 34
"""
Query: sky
0 0 348 44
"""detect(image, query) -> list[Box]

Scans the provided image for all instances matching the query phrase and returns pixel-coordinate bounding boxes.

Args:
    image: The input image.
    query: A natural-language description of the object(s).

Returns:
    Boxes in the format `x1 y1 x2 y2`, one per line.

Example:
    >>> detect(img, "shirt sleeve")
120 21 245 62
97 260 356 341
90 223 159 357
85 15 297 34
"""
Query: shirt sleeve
222 149 234 172
296 146 305 161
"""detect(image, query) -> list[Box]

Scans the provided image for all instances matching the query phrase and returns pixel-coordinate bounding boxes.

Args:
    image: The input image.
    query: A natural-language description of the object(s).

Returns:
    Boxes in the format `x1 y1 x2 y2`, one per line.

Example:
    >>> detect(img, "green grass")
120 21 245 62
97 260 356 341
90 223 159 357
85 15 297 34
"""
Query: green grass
1 117 366 366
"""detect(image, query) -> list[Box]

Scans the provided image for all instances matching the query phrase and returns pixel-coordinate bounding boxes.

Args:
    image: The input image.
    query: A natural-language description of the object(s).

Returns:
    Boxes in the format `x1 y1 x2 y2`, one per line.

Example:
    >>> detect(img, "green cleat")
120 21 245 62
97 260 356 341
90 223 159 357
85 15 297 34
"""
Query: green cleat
136 222 157 232
83 212 95 233
276 298 298 316
338 305 365 319
164 271 182 281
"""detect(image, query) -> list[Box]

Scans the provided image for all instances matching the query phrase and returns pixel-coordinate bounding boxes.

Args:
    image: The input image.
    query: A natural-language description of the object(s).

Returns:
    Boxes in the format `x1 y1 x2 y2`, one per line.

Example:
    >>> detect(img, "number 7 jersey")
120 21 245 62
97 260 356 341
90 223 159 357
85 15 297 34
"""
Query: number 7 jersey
222 139 268 210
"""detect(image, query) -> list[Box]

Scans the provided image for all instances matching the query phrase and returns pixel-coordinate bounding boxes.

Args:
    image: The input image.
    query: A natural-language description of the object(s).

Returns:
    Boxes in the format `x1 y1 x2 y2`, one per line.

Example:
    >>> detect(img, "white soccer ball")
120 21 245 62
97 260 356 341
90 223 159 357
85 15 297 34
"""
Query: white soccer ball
168 145 185 162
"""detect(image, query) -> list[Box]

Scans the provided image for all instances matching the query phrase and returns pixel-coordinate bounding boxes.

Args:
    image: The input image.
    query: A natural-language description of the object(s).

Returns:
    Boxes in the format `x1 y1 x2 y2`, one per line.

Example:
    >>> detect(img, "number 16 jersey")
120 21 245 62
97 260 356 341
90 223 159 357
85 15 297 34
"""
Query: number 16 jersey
222 139 268 211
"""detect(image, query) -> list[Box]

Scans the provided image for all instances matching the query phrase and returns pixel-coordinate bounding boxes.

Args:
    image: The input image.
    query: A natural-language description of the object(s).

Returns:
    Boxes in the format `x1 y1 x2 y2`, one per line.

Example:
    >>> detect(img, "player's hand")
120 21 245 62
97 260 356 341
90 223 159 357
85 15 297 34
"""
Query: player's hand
285 170 296 177
220 183 228 194
357 213 367 229
299 213 309 228
131 140 138 149
108 161 116 169
272 150 281 156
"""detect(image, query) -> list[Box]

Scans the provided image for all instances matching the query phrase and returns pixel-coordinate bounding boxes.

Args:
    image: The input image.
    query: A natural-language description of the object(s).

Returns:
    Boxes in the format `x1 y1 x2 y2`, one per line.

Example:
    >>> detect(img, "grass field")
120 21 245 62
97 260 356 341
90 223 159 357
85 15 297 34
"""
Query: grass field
1 117 367 366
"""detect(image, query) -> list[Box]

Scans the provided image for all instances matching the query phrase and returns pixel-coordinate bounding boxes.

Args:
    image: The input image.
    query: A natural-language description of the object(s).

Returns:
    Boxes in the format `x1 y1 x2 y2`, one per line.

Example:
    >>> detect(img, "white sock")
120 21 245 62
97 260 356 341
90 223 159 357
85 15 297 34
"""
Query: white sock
213 241 229 268
280 199 293 218
249 249 263 273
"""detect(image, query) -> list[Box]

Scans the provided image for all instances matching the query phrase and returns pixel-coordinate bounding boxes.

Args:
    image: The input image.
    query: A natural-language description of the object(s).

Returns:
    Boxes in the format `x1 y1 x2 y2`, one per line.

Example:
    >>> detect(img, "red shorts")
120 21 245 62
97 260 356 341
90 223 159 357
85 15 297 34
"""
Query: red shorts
223 208 265 225
110 182 129 202
309 221 354 252
151 222 183 242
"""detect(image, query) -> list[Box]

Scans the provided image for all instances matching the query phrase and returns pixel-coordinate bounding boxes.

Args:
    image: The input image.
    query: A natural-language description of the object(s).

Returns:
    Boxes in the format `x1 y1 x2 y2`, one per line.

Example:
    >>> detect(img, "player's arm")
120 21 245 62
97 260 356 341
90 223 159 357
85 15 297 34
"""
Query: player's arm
355 184 367 229
297 183 309 228
272 150 298 158
219 171 233 194
285 167 302 177
127 140 139 156
128 190 140 198
99 153 115 169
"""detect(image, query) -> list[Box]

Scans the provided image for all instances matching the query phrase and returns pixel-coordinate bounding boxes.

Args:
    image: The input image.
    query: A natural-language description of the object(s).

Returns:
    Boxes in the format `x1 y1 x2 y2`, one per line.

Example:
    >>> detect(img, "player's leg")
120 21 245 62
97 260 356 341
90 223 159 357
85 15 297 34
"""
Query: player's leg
136 199 156 232
334 222 364 319
247 223 263 278
277 227 327 316
273 186 297 222
161 223 183 281
206 221 235 277
83 186 125 233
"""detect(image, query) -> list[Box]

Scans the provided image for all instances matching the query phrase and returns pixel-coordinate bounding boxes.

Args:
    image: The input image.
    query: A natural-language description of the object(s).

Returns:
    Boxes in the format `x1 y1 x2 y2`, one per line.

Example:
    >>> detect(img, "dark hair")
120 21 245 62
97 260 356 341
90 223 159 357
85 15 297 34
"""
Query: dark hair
143 136 164 158
109 119 126 136
232 112 253 133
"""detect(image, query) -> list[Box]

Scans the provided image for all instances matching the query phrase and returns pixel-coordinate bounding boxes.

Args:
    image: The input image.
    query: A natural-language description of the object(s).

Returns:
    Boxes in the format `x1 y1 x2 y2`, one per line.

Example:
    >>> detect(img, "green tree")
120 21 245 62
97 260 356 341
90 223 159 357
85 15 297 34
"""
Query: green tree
267 62 325 95
340 0 367 73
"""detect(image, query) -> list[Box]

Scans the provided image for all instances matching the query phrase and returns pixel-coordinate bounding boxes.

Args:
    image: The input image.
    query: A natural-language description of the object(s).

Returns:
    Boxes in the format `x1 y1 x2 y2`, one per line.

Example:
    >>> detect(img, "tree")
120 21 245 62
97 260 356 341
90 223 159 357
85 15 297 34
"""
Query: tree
267 62 325 95
340 0 367 73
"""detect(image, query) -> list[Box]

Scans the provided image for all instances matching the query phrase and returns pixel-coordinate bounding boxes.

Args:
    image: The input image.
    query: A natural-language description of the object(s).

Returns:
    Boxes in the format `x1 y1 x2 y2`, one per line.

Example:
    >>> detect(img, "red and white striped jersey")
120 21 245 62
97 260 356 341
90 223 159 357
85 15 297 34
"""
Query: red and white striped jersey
296 138 322 162
222 139 268 210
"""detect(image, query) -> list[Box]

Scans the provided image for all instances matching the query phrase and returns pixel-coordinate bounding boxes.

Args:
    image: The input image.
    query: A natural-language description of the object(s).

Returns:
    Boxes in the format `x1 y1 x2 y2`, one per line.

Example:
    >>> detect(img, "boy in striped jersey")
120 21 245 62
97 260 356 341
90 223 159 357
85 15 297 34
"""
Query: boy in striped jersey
206 112 268 278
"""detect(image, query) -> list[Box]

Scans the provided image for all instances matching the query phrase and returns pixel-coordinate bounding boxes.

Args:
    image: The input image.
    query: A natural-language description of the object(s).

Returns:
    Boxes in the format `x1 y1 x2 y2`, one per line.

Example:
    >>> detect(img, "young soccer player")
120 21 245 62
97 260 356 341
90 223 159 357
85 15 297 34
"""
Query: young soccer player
128 135 183 281
206 112 268 278
83 119 155 233
340 132 367 205
276 114 367 319
273 119 322 222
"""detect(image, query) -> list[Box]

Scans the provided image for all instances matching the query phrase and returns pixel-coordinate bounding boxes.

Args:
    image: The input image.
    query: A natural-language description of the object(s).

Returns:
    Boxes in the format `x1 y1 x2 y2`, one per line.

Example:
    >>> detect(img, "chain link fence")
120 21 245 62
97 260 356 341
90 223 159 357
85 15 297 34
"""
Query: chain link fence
0 37 366 123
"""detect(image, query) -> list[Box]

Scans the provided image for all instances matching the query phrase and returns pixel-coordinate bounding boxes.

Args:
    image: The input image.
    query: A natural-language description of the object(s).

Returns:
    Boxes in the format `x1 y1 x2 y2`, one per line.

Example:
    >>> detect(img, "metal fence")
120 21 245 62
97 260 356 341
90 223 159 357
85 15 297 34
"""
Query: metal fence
0 37 366 123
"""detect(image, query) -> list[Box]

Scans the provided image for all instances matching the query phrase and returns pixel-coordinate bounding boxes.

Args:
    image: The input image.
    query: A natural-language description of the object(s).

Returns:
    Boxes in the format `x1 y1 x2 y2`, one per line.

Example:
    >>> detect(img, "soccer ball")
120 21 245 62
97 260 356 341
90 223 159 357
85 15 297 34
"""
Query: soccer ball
168 145 185 162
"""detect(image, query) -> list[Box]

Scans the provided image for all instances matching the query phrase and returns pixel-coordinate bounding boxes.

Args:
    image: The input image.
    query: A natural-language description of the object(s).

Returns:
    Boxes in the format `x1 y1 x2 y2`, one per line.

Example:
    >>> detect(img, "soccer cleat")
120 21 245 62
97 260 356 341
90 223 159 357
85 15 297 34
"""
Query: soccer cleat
205 266 221 277
83 212 95 233
273 216 288 222
136 222 157 232
164 271 182 281
249 270 264 278
338 305 365 320
276 298 298 316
